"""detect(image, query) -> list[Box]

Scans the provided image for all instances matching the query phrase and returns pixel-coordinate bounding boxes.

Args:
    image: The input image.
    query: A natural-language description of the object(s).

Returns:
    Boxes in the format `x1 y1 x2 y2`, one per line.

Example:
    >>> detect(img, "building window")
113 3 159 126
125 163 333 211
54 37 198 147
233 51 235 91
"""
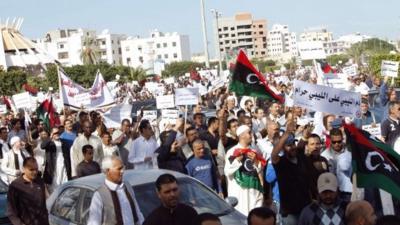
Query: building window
219 35 223 38
230 27 235 31
232 41 236 44
127 57 131 64
259 25 263 28
157 43 161 48
172 42 177 47
223 27 228 31
118 48 122 54
139 56 143 63
111 40 114 44
112 50 115 54
218 28 222 32
231 34 235 37
59 44 64 49
163 43 167 47
138 46 142 51
125 47 130 51
157 55 162 59
58 52 68 59
259 31 263 35
173 53 178 58
164 54 168 59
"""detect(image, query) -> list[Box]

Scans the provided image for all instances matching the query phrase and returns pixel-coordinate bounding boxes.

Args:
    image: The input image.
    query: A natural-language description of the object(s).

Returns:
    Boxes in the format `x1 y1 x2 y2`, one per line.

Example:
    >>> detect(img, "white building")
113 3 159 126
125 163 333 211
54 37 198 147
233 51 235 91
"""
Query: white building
37 28 126 66
267 24 298 63
299 27 333 43
323 33 372 56
96 30 126 65
120 30 190 70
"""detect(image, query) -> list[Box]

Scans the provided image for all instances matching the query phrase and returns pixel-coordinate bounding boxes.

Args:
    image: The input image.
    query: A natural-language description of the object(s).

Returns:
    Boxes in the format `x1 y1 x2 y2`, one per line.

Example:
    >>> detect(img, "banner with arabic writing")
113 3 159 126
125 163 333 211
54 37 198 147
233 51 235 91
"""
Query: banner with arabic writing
59 68 116 110
293 80 361 118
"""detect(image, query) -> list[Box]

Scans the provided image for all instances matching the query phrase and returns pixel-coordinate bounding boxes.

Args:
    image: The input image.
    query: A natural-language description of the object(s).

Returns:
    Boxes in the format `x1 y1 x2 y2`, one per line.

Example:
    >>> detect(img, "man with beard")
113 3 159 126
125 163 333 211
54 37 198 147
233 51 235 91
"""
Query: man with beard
143 173 198 225
298 173 348 225
224 125 264 216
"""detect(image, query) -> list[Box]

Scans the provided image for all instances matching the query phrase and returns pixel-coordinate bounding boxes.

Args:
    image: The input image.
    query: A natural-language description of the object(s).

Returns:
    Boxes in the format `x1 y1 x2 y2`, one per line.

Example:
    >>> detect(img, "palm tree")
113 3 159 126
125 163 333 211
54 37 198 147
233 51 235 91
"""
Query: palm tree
127 67 147 81
80 36 100 65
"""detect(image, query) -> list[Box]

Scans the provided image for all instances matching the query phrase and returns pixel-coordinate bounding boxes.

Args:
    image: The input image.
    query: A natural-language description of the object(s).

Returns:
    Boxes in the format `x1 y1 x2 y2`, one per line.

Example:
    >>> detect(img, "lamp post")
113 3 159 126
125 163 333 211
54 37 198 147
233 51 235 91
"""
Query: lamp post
211 9 223 76
200 0 210 68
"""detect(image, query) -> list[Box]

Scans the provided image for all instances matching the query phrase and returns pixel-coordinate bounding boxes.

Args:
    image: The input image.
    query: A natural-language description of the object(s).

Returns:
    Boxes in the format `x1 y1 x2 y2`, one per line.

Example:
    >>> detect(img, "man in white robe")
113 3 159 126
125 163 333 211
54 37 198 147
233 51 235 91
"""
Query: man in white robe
224 125 263 216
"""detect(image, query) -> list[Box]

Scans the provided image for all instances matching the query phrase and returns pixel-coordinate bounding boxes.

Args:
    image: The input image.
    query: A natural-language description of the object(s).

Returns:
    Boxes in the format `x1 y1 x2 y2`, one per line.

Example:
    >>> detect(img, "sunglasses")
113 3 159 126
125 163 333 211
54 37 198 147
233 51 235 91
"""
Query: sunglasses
331 141 343 144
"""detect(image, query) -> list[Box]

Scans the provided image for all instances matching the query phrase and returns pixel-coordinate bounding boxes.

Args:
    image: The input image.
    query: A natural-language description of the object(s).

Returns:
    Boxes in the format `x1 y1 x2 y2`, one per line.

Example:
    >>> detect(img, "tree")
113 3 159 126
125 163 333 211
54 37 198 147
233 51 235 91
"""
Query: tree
162 61 203 77
80 36 101 65
326 54 350 66
347 38 396 66
0 69 27 95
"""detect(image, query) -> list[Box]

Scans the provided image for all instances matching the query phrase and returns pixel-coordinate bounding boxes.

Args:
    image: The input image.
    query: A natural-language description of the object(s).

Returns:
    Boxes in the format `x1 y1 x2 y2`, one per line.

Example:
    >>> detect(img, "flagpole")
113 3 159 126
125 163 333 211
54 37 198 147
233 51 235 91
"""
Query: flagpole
57 65 66 117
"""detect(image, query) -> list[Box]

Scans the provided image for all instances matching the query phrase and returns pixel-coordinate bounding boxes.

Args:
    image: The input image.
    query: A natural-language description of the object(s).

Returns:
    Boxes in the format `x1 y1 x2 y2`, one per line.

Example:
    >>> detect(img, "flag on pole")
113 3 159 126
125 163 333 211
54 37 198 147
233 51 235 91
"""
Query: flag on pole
229 50 284 103
344 123 400 200
36 97 59 132
316 59 336 74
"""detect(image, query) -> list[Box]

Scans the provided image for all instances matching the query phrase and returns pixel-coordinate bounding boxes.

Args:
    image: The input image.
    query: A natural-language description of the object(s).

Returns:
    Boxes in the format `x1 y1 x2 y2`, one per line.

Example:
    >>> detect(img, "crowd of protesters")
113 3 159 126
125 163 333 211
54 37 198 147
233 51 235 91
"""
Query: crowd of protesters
1 65 400 225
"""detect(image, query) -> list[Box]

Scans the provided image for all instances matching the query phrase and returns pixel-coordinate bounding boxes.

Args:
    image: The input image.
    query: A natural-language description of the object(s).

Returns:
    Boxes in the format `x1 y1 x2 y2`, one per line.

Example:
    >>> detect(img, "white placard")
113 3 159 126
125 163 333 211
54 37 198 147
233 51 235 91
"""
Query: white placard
0 105 7 114
175 88 199 106
362 124 381 138
211 78 224 90
293 80 361 118
12 92 32 109
161 109 179 124
381 60 399 77
164 77 175 84
323 73 350 90
141 110 158 125
156 95 175 109
103 104 132 128
342 65 358 77
298 41 327 60
74 93 91 106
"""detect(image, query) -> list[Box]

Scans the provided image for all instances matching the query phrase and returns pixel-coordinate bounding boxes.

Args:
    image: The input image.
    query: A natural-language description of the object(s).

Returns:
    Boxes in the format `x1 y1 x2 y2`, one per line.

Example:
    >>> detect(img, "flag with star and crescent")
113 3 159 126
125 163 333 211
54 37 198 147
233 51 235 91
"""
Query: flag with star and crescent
229 50 284 103
344 123 400 200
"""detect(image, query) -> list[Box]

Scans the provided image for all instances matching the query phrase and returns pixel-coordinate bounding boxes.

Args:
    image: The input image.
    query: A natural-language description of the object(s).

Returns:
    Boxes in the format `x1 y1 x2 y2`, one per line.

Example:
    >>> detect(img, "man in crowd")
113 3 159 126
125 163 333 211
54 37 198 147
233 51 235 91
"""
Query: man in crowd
381 101 400 147
128 119 159 170
271 120 312 225
224 125 263 215
200 116 220 165
321 128 352 202
143 173 198 225
193 213 222 225
88 155 144 225
6 157 49 225
182 127 211 159
76 144 101 178
59 119 76 180
192 112 207 134
354 99 378 128
252 108 266 137
298 172 348 225
345 200 376 225
247 207 276 225
112 119 133 168
71 120 104 177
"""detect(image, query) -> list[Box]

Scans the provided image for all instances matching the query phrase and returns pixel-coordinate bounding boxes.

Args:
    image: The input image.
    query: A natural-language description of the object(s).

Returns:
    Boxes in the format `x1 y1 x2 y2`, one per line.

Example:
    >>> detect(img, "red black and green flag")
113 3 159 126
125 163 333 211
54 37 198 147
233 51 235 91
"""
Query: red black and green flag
344 123 400 200
36 97 59 132
229 50 284 103
316 59 336 74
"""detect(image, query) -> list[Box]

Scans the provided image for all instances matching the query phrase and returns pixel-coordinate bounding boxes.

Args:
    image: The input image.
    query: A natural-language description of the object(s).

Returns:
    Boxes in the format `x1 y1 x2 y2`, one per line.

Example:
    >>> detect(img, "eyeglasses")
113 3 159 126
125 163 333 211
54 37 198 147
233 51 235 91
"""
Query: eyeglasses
331 141 343 144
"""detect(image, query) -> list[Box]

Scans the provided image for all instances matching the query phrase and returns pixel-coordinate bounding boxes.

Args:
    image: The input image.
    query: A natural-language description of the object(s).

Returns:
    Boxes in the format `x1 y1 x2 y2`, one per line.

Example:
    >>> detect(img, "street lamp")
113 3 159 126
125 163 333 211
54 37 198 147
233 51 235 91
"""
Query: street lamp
200 0 210 68
211 9 223 76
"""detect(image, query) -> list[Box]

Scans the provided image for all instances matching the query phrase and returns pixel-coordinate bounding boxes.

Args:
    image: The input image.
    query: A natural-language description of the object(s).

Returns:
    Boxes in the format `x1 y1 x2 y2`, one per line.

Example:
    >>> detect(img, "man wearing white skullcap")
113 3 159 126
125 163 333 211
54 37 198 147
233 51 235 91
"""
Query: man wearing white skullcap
224 125 264 215
1 136 30 184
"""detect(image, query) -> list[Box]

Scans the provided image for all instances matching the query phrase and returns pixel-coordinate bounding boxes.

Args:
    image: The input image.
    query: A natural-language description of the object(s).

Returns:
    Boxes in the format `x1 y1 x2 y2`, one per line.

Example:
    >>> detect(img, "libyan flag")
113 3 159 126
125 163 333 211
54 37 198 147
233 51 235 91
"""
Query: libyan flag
229 50 284 103
344 123 400 200
36 98 58 132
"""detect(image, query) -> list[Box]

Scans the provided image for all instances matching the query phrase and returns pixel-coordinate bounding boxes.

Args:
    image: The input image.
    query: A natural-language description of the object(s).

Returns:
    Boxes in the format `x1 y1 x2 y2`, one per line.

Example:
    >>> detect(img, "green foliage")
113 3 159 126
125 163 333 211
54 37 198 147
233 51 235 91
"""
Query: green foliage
251 58 276 73
326 54 350 66
347 38 396 65
0 69 28 95
80 36 101 65
162 61 204 77
368 54 400 77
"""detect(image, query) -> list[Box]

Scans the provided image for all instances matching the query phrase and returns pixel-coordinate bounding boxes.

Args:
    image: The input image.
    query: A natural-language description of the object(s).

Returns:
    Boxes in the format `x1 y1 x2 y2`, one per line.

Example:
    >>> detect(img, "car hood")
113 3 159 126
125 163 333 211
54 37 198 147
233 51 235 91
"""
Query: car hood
220 210 247 224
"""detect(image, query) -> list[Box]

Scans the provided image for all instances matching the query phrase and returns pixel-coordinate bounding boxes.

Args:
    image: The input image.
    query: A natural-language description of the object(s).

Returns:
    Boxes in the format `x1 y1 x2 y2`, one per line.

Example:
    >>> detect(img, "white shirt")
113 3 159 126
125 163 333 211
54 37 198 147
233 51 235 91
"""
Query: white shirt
321 147 352 192
102 144 119 157
128 135 159 170
256 137 274 161
87 179 144 225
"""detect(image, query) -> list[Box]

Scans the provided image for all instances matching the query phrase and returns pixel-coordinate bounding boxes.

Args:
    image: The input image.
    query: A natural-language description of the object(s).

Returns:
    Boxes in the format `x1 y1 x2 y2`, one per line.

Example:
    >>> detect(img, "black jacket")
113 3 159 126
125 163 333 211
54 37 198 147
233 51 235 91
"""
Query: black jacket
156 130 187 174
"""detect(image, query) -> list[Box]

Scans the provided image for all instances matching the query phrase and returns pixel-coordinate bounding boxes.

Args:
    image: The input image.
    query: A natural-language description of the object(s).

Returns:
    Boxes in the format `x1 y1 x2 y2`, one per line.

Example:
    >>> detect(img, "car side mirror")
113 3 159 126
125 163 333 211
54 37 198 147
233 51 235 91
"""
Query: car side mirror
225 196 238 207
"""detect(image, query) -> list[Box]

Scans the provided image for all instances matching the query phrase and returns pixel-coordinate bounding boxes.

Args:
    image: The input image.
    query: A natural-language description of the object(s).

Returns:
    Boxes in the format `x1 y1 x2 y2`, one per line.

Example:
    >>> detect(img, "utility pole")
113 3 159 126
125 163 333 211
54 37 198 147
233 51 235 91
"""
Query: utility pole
211 9 223 76
200 0 210 68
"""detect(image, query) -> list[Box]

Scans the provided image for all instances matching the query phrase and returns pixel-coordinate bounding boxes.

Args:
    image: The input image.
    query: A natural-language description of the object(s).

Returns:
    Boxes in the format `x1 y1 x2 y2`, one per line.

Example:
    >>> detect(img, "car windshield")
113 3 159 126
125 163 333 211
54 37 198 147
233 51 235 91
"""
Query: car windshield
133 177 232 217
0 180 7 193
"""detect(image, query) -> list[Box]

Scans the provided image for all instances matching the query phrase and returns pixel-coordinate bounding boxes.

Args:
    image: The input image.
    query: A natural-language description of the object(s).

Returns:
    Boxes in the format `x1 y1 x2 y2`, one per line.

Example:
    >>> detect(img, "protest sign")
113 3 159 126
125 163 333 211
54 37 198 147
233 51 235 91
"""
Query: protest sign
103 103 132 128
74 93 91 106
323 73 350 90
362 123 381 138
342 65 358 77
141 110 158 125
161 109 179 124
175 88 199 106
156 95 175 109
298 41 326 60
0 105 7 114
164 77 175 84
211 78 224 90
293 80 361 118
381 60 399 77
12 92 32 109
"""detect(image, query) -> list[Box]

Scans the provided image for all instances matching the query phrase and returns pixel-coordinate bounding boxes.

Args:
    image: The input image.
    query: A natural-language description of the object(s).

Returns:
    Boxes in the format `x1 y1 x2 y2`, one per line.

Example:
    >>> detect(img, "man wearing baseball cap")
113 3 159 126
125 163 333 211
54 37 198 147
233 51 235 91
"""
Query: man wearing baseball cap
298 172 348 225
